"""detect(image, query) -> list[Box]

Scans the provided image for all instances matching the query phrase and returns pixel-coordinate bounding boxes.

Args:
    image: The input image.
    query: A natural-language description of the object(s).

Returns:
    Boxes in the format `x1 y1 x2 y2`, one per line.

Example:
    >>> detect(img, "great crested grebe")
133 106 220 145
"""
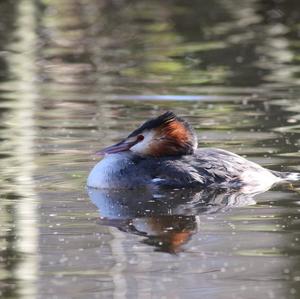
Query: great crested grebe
87 111 299 190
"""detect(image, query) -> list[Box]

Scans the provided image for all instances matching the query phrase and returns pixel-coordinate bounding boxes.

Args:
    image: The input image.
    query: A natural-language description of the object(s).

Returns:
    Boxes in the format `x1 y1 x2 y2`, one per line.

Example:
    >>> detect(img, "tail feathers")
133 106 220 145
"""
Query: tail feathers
272 171 300 182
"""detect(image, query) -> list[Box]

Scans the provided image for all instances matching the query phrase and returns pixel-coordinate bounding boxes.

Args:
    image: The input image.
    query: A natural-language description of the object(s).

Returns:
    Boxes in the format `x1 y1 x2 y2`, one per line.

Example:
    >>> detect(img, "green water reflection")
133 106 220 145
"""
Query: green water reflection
0 0 300 298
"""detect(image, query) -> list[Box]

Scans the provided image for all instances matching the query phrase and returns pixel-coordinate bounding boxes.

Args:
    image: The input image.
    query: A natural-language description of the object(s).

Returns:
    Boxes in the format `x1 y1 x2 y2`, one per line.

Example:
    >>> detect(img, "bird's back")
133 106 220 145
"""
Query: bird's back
141 148 280 189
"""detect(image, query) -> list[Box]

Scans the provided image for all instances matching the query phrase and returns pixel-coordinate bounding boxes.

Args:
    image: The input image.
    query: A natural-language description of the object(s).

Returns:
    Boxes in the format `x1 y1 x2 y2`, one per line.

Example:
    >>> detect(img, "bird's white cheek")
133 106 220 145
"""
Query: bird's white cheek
130 131 155 154
130 140 150 154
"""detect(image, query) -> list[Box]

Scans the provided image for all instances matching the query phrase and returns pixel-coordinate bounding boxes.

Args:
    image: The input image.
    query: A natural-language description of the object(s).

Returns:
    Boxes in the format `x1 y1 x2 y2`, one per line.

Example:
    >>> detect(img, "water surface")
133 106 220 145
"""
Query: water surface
0 0 300 298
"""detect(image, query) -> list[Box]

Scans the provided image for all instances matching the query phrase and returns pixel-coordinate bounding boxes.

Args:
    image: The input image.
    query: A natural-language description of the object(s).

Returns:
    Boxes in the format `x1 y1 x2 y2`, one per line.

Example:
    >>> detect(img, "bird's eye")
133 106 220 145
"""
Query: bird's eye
137 135 144 142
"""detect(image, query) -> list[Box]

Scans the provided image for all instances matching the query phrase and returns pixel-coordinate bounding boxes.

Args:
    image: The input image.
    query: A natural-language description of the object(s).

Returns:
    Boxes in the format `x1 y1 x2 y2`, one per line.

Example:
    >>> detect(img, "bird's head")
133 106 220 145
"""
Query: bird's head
97 111 198 157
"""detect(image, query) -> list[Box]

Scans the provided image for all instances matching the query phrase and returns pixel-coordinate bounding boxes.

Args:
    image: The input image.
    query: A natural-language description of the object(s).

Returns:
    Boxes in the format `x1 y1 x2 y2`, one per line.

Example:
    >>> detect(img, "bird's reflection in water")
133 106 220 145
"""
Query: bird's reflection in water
87 187 263 253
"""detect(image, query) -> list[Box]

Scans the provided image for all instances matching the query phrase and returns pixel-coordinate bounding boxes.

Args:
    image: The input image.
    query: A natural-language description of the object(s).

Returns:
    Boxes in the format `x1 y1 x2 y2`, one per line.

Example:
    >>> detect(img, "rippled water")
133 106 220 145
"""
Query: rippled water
1 0 300 298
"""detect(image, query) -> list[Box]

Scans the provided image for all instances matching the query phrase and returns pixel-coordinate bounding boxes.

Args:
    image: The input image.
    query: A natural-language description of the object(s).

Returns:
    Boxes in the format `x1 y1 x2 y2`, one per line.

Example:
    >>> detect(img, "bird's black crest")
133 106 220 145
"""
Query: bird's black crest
127 111 179 138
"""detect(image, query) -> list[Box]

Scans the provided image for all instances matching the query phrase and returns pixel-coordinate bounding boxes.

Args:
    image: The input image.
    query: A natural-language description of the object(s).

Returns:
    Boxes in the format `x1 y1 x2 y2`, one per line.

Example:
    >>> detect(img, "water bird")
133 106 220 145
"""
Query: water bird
87 111 299 190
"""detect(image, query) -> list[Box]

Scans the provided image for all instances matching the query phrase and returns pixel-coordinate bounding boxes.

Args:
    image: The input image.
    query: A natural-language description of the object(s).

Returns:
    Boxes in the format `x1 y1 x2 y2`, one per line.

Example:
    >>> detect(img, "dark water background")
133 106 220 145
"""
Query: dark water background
0 0 300 298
